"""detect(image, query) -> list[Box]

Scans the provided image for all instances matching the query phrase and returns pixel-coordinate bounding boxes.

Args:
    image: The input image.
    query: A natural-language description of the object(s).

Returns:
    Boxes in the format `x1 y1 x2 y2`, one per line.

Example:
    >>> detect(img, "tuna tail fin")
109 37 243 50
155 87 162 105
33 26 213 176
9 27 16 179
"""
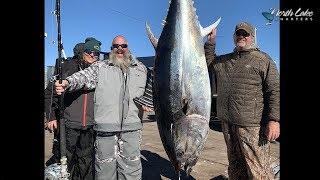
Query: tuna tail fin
200 17 222 38
145 21 158 49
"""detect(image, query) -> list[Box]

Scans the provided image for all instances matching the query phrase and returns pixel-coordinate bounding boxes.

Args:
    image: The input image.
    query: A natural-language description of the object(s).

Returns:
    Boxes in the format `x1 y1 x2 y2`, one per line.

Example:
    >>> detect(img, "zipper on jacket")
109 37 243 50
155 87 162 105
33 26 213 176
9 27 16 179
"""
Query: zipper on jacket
81 93 88 127
120 71 127 131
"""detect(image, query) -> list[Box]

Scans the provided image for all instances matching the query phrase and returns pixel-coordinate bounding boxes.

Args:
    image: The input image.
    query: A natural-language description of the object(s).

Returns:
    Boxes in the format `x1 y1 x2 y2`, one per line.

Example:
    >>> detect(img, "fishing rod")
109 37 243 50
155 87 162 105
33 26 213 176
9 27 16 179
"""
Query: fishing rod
56 0 69 179
45 0 69 179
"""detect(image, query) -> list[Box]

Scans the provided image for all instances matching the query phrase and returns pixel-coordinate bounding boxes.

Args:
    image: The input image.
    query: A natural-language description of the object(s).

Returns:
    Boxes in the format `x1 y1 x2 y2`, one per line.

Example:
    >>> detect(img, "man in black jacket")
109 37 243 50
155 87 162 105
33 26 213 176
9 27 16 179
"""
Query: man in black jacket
44 37 102 180
44 42 85 167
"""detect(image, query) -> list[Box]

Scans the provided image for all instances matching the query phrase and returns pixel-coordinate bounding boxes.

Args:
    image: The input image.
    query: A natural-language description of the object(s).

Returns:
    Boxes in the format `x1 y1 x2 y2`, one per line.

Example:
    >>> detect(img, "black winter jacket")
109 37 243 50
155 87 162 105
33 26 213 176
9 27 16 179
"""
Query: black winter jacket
44 57 95 129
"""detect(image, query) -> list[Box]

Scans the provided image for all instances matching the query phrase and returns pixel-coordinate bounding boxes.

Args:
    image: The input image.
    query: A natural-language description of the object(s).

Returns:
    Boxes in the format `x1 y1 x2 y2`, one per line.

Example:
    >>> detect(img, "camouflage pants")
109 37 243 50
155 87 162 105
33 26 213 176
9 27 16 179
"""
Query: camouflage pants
94 130 142 180
221 122 274 180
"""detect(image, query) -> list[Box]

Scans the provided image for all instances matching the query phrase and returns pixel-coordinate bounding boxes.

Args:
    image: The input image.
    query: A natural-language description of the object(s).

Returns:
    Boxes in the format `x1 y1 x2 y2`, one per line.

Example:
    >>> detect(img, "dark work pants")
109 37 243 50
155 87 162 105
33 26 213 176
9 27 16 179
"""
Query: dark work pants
66 127 95 180
45 129 60 167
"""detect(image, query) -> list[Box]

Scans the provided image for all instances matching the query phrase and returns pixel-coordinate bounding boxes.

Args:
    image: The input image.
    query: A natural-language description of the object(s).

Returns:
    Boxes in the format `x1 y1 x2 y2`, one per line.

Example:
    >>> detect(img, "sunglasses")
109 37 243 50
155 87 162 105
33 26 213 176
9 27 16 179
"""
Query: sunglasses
235 30 250 37
85 50 100 57
111 44 128 49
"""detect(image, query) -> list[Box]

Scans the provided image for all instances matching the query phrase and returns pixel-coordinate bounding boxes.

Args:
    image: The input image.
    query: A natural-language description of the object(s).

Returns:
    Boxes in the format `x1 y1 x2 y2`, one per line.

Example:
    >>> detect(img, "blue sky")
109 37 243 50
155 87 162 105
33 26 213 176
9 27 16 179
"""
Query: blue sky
45 0 279 69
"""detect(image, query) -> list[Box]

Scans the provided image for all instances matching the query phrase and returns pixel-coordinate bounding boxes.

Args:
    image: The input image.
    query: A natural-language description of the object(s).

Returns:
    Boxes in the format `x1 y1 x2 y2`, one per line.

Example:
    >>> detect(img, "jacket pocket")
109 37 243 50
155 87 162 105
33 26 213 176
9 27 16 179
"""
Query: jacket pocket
130 71 147 98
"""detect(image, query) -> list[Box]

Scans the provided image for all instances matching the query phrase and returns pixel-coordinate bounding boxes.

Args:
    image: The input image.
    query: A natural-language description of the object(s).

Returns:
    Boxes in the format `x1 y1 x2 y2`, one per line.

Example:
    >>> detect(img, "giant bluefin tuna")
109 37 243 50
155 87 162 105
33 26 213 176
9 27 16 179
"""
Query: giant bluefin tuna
146 0 221 175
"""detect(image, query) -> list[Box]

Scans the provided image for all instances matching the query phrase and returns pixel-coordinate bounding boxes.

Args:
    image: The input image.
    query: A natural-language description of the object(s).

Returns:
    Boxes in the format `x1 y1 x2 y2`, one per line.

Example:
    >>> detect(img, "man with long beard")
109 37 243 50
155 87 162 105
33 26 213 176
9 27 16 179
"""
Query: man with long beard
55 35 148 180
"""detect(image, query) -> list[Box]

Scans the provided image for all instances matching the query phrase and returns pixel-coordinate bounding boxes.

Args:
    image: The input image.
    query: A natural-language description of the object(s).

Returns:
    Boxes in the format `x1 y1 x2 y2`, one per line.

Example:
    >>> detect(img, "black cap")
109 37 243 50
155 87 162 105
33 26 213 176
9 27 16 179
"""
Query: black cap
84 39 101 52
73 42 85 56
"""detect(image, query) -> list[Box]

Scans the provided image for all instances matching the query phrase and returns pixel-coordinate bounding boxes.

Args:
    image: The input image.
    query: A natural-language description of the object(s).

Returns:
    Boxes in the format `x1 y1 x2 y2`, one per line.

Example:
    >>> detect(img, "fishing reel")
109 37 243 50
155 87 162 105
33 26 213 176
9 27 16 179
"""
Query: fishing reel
45 157 69 180
45 163 62 180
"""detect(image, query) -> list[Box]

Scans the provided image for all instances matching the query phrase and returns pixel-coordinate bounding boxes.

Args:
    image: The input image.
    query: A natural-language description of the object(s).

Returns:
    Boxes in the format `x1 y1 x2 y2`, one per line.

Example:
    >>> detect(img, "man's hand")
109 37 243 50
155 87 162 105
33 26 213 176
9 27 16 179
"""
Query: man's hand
207 28 217 44
55 80 69 95
46 120 58 132
142 105 153 112
265 121 280 141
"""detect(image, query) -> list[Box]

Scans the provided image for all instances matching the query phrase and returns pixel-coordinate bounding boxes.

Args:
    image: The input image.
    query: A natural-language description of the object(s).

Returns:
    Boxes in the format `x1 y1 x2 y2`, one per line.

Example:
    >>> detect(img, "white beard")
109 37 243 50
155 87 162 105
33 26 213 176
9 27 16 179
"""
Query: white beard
109 51 131 72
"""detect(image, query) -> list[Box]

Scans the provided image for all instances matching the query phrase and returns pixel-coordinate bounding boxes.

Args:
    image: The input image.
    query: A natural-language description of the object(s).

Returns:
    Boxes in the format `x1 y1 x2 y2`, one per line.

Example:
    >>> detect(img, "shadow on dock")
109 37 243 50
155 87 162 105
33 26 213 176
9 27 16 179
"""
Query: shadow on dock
141 150 195 180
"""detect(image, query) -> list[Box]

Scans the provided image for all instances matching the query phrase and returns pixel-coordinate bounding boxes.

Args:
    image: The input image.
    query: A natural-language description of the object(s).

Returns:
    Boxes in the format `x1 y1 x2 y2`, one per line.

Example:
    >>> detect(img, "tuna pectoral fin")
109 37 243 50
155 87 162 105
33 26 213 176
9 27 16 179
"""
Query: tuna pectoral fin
182 99 188 115
145 21 158 49
200 17 222 37
172 99 189 121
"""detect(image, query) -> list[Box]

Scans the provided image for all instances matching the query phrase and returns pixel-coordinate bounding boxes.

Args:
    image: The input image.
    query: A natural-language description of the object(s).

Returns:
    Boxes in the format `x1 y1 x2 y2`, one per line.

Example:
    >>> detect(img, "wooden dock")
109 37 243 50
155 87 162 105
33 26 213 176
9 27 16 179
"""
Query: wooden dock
45 112 280 179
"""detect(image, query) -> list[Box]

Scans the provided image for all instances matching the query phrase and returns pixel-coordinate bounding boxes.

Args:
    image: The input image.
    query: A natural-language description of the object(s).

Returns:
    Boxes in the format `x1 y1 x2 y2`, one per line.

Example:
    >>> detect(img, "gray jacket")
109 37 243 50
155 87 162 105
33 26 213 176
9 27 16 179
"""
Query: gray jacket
65 58 147 132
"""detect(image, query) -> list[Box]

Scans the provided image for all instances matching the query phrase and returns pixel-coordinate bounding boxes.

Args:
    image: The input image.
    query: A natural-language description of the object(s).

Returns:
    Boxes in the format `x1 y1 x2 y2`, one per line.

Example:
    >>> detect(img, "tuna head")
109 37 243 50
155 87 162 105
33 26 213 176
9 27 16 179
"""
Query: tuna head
173 114 211 174
146 0 221 175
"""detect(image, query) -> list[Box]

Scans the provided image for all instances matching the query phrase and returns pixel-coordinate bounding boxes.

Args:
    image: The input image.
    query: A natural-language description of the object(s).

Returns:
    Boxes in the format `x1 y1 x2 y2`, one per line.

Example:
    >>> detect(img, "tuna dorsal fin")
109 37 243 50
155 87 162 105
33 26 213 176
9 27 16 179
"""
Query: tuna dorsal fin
145 21 158 49
200 17 222 38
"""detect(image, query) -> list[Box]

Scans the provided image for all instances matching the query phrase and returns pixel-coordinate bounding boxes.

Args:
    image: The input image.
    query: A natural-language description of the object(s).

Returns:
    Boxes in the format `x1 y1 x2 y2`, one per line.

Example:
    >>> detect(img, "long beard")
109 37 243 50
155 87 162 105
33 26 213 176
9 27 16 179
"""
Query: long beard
109 51 131 72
